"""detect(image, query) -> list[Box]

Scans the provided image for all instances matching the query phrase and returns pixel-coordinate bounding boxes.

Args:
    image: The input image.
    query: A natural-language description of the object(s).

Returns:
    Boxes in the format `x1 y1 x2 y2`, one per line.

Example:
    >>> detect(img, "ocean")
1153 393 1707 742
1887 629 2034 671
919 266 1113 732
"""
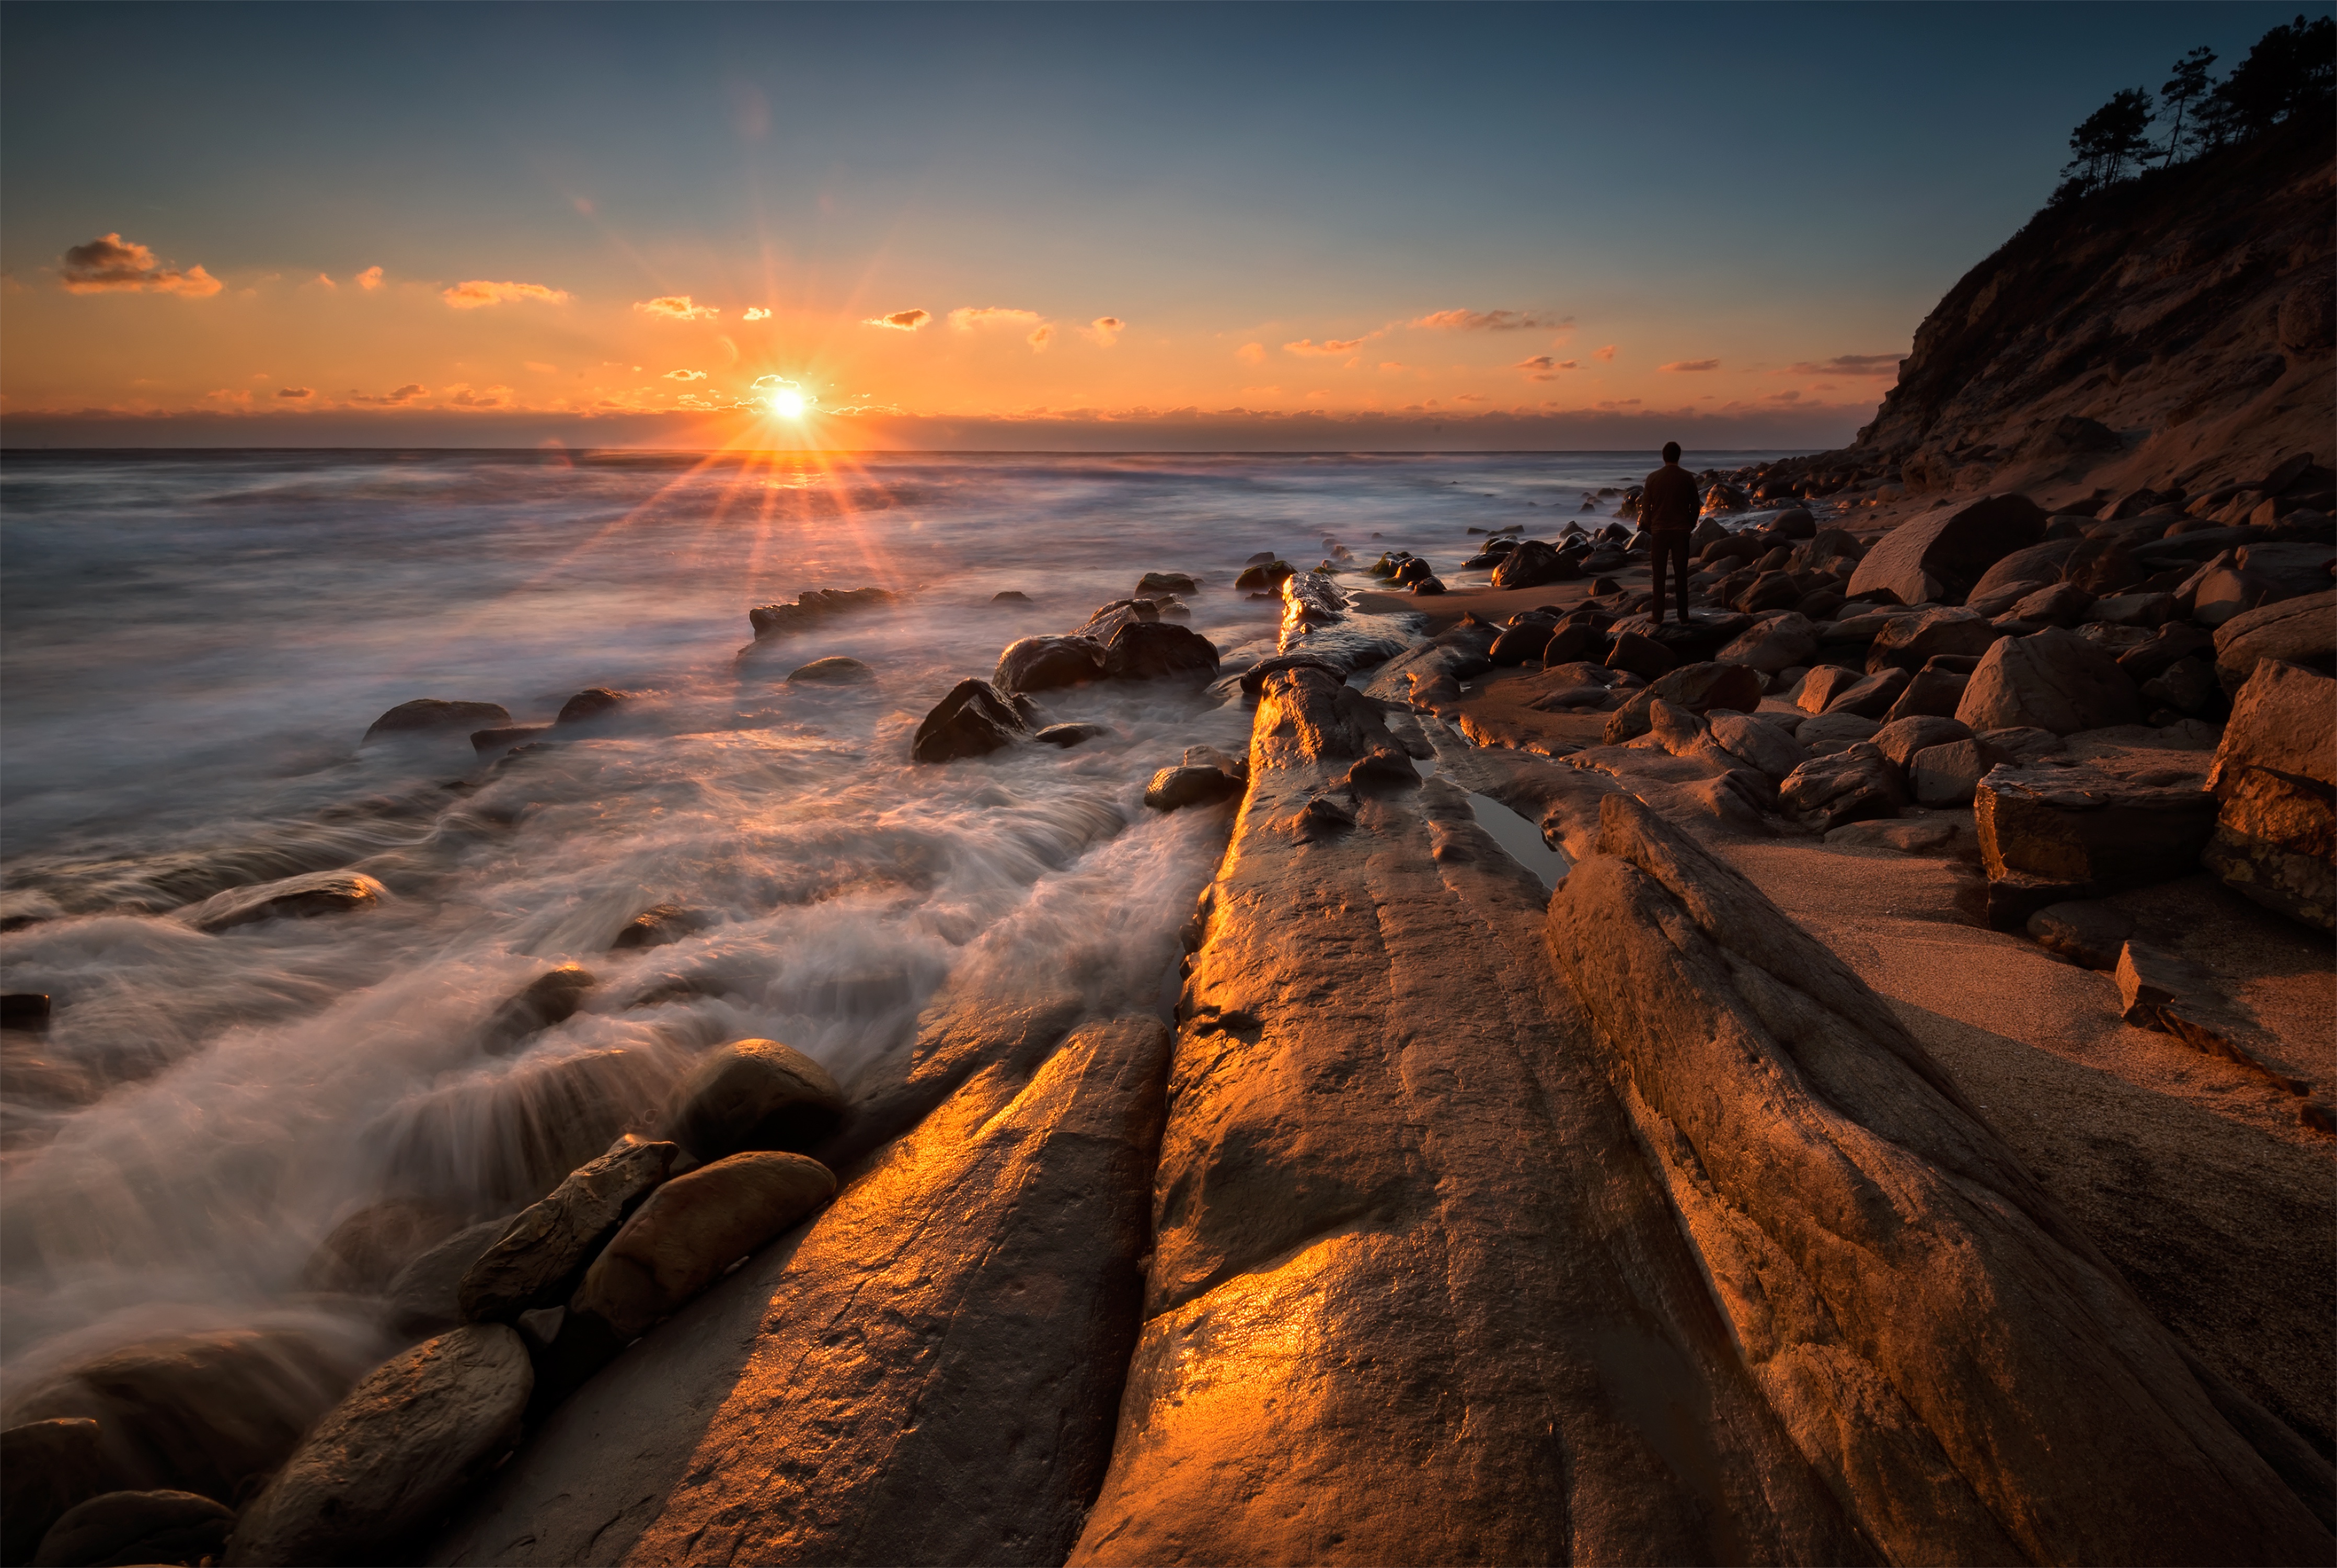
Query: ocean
0 446 1799 1387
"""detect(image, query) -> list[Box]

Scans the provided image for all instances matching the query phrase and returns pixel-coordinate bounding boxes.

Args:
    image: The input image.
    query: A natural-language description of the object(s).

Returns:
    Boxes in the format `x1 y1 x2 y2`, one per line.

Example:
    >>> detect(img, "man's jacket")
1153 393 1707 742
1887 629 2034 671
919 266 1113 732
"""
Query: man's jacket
1640 463 1700 533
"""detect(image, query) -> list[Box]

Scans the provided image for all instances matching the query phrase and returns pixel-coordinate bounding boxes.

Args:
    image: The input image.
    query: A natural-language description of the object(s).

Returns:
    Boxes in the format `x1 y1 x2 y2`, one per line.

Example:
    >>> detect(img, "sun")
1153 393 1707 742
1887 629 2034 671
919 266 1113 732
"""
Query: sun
768 389 807 419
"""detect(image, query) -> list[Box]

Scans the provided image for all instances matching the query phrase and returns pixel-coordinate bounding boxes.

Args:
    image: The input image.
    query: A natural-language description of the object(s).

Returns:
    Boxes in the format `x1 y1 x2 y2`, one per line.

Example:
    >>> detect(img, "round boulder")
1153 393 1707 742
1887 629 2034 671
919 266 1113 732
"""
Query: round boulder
994 636 1106 695
1143 765 1242 812
911 679 1030 764
785 657 874 685
1955 628 2144 736
660 1038 846 1163
363 699 510 744
1103 621 1220 682
554 687 627 725
2 1419 120 1566
572 1152 838 1339
33 1489 231 1568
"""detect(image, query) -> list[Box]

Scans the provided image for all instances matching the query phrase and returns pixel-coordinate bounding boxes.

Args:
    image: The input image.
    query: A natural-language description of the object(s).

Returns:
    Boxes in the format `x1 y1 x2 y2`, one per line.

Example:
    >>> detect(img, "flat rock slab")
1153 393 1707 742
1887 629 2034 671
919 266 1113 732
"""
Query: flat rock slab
457 1137 677 1321
1977 761 2219 896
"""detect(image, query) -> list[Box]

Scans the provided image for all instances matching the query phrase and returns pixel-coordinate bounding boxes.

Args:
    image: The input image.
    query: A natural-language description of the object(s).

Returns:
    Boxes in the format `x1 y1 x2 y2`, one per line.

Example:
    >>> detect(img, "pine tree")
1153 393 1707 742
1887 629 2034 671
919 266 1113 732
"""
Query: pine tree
2211 13 2336 137
2061 88 2157 192
2158 45 2217 168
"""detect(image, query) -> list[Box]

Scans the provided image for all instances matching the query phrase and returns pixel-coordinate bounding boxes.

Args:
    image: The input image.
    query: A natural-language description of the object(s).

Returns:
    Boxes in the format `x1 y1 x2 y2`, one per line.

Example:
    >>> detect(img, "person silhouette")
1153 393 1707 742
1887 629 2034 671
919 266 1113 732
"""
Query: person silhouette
1641 441 1699 625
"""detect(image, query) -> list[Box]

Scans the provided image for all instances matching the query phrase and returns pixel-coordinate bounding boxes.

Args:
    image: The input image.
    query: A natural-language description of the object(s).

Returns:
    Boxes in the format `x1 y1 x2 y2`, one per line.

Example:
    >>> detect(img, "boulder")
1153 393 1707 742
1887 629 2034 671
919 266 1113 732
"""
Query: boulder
2 1420 119 1566
1970 538 2085 599
911 679 1029 763
571 1153 838 1340
554 688 627 724
1794 665 1866 713
2085 593 2176 629
1771 507 1817 539
1860 603 2010 673
661 1039 845 1165
2141 656 2223 717
1488 620 1558 666
1706 713 1811 783
471 724 551 755
1820 667 1911 719
2008 582 2095 627
1077 598 1161 643
2025 901 2134 970
363 699 511 743
184 870 387 933
33 1489 231 1568
1490 539 1578 589
1873 715 1972 769
2200 660 2336 930
1909 736 2014 805
785 656 874 685
1236 653 1345 698
1779 743 1905 829
1102 621 1219 682
386 1218 512 1341
1135 572 1198 595
992 590 1031 603
1233 561 1294 591
613 904 696 950
1604 631 1677 681
1714 612 1817 673
2114 942 2332 1132
1144 765 1244 811
1034 721 1108 748
1795 712 1885 754
480 963 595 1055
370 1046 669 1209
1955 629 2144 735
1735 570 1801 613
302 1198 467 1294
2061 538 2145 595
1975 763 2219 909
2213 590 2337 693
749 589 895 639
1967 579 2054 618
225 1327 532 1567
457 1136 680 1321
1601 662 1764 744
1881 666 1971 722
995 636 1106 694
1848 493 2047 605
2191 566 2290 627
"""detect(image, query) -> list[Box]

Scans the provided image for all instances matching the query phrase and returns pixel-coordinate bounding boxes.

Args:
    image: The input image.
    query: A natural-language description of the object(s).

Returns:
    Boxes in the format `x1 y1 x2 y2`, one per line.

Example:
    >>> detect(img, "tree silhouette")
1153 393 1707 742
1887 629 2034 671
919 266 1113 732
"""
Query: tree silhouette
2158 45 2217 168
2212 13 2336 136
2061 87 2156 191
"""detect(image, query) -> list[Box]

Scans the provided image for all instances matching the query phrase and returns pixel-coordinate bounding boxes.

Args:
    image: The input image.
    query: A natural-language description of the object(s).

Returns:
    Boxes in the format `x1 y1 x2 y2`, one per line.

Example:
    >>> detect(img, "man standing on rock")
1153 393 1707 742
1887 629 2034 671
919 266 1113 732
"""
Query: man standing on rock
1642 441 1699 625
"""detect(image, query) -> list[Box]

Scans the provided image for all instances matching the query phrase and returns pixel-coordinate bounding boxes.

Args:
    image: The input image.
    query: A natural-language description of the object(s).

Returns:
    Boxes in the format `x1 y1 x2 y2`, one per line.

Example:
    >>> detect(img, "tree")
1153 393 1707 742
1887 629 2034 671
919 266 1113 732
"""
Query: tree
2158 45 2218 168
2211 13 2336 137
2062 87 2157 192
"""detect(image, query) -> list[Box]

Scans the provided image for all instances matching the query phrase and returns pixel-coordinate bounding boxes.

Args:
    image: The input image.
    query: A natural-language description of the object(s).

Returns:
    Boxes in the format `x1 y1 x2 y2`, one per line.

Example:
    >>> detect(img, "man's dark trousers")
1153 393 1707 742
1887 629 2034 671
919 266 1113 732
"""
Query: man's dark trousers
1650 532 1693 623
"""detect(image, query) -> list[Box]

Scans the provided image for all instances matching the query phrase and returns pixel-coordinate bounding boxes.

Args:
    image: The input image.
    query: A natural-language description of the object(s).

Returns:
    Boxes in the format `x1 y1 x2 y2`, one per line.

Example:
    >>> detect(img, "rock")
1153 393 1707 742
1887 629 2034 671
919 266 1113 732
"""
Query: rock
480 963 596 1055
1409 575 1447 595
613 903 696 951
1873 715 1972 768
184 870 386 933
1778 743 1905 829
1735 569 1801 613
1820 667 1912 719
2117 622 2218 683
2009 582 2096 627
655 1036 845 1166
1795 712 1885 754
2213 590 2337 693
1601 662 1765 744
1706 712 1811 782
1 991 52 1025
32 1489 232 1568
911 678 1029 763
784 656 874 685
1771 507 1817 538
1982 726 2069 763
1714 611 1817 673
226 1327 531 1567
1102 621 1219 682
1076 598 1163 643
3 1420 119 1567
363 699 511 743
1882 665 1972 722
2141 656 2222 717
371 1046 671 1209
386 1218 512 1341
1135 572 1197 595
302 1198 467 1294
1955 629 2144 735
1971 538 2084 599
2085 592 2176 629
1489 538 1578 589
1976 763 2219 910
1968 579 2053 617
5 1330 360 1507
471 724 551 755
553 688 627 724
1794 665 1865 713
2200 660 2335 930
1604 631 1677 680
457 1136 680 1321
1233 561 1294 591
1908 737 2014 805
747 588 895 639
1798 587 1847 620
2025 901 2133 970
1487 620 1557 665
2114 941 2332 1131
2190 565 2289 627
992 590 1031 603
1033 721 1107 748
1144 765 1243 811
571 1153 838 1340
2061 538 2145 595
1849 493 2047 605
994 635 1106 694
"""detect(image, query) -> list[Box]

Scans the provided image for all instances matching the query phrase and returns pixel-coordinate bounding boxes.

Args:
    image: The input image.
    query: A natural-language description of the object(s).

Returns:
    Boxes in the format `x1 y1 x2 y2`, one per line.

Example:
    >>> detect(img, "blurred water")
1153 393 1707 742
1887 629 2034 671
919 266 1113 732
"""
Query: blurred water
0 446 1790 1383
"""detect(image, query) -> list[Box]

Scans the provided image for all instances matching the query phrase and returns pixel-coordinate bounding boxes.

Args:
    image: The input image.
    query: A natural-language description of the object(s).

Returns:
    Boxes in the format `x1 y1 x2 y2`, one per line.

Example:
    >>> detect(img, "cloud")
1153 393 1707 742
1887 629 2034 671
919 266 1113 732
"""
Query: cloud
355 266 384 291
1283 337 1366 356
742 306 772 321
1084 316 1125 347
1659 358 1721 372
59 233 222 296
663 368 707 382
443 280 571 309
866 308 930 330
444 384 510 408
346 383 427 405
277 386 313 399
1410 308 1564 332
1514 355 1580 381
948 306 1041 331
1237 342 1266 364
314 273 337 289
204 388 251 406
1592 344 1617 362
1767 390 1802 402
634 295 717 321
1028 323 1054 350
1781 353 1904 376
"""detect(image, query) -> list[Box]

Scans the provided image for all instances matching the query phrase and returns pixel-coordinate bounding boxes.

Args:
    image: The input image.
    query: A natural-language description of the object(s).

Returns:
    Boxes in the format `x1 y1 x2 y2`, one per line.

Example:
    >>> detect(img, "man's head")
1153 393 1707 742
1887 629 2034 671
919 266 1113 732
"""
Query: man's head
1662 441 1682 464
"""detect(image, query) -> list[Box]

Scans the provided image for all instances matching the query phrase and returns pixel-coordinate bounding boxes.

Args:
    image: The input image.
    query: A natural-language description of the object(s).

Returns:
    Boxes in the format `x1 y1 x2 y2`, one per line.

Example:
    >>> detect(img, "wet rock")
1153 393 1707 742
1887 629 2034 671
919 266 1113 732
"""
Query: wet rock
1 990 51 1025
1601 662 1764 744
1908 736 2015 805
226 1326 531 1567
1135 571 1198 595
748 587 895 639
34 1489 231 1568
1235 653 1345 698
994 635 1106 694
910 678 1030 763
553 688 627 725
1881 665 1972 722
2 1420 119 1567
1778 743 1905 829
1795 712 1885 755
1848 493 2048 605
301 1197 467 1295
1409 574 1447 595
1955 629 2144 735
185 870 387 933
2200 659 2335 930
784 656 874 685
387 1218 512 1341
1707 712 1811 782
612 904 696 950
481 963 596 1055
661 1038 845 1164
471 724 551 755
1233 560 1295 591
571 1152 837 1340
2213 589 2337 693
372 1046 671 1209
457 1136 680 1321
1490 538 1579 588
2026 901 2133 970
364 699 511 743
1873 714 1972 769
1976 763 2219 910
1487 619 1558 666
1714 611 1817 673
1144 765 1242 812
1604 630 1677 681
1102 621 1219 682
1033 721 1108 748
992 590 1031 603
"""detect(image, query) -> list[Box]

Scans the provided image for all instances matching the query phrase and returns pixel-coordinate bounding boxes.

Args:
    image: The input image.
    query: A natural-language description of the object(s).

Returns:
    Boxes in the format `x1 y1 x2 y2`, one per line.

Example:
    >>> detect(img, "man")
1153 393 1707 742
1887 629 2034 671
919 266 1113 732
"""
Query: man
1640 441 1699 625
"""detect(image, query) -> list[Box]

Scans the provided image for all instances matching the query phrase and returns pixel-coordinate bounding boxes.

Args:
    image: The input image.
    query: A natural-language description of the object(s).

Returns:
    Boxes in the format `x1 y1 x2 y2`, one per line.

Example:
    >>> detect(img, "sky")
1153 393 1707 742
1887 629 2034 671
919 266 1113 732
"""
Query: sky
0 0 2321 451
